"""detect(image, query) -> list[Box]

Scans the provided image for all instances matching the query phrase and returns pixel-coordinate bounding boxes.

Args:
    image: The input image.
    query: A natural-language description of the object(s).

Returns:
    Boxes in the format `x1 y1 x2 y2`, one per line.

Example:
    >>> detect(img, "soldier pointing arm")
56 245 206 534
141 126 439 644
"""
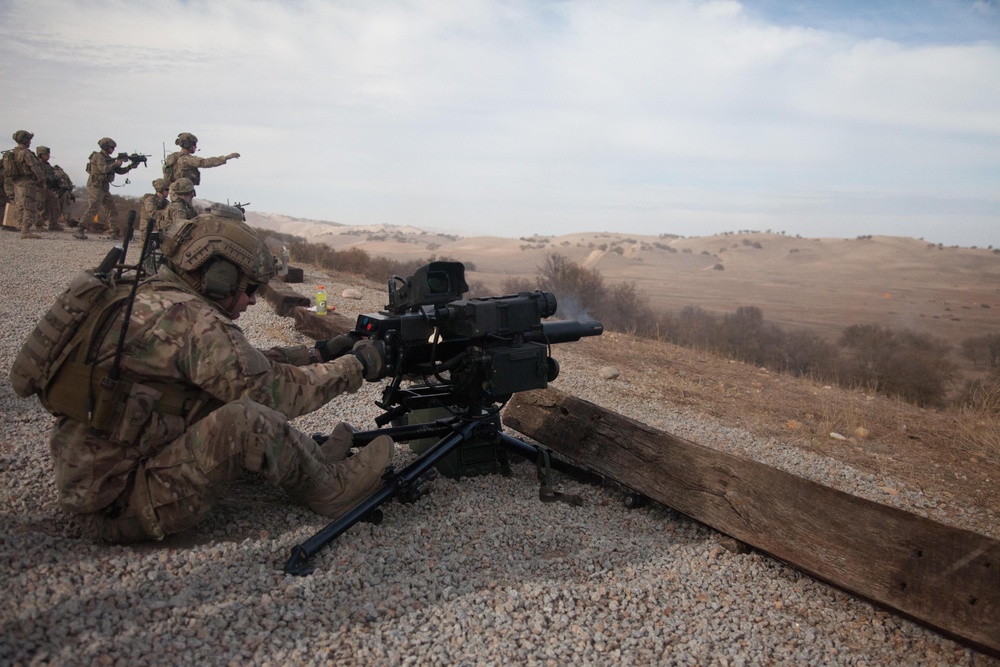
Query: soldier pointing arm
162 132 240 188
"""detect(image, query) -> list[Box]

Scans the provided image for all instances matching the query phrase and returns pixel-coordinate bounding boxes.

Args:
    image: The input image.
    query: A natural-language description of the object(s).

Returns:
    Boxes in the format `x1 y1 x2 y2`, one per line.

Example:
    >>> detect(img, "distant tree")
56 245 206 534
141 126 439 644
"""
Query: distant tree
537 253 606 319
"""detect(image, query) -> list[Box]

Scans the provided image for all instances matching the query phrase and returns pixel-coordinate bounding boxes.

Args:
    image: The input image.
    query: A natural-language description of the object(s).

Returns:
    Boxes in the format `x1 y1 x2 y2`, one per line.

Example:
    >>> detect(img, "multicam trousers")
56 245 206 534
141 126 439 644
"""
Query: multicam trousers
81 185 120 234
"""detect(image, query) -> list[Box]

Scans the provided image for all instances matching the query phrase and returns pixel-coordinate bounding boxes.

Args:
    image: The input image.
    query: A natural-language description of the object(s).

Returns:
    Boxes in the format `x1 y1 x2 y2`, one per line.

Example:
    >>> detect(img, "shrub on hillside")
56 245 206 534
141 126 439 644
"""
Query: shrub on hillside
961 333 1000 369
837 324 955 406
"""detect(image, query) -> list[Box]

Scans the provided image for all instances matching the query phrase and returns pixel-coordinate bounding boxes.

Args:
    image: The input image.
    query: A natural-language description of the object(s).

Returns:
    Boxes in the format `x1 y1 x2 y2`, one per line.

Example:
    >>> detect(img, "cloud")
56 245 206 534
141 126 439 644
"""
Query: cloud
1 0 997 246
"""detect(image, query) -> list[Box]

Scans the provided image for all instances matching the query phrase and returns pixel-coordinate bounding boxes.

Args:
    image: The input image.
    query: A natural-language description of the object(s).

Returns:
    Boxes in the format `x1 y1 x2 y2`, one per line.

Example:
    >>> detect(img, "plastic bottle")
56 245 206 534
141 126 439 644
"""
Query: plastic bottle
315 285 327 316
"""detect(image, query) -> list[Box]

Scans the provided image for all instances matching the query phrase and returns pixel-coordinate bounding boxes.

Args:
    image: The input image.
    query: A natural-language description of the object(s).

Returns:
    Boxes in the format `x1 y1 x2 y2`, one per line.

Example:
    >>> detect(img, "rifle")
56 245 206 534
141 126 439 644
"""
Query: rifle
117 152 150 167
283 261 604 575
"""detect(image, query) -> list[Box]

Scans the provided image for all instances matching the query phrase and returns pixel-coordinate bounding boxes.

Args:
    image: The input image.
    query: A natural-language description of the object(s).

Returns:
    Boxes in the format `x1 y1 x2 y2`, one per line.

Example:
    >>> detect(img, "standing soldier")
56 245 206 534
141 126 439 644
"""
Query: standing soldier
35 146 66 233
2 164 15 230
2 130 46 240
163 132 239 188
0 154 11 231
82 137 137 239
164 177 198 226
52 162 78 228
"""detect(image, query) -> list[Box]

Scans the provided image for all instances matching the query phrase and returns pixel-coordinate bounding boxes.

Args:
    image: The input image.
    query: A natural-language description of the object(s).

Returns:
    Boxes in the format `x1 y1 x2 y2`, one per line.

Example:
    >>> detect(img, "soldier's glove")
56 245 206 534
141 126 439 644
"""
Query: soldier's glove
315 333 361 362
226 152 241 161
350 339 388 381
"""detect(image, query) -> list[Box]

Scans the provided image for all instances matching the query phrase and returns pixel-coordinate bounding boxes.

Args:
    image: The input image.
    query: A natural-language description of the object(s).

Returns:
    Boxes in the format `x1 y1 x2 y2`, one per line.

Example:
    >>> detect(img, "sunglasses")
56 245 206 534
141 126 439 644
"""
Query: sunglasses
245 283 261 297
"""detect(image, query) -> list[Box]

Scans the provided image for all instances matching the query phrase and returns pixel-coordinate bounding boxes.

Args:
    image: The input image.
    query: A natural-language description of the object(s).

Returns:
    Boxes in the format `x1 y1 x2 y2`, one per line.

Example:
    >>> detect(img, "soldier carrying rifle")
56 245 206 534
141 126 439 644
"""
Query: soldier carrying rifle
82 137 143 240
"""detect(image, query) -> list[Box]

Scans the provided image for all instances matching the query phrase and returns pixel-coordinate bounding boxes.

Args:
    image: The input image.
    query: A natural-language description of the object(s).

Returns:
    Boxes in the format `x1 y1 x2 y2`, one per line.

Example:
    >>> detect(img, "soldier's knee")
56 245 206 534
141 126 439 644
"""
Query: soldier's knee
200 398 287 473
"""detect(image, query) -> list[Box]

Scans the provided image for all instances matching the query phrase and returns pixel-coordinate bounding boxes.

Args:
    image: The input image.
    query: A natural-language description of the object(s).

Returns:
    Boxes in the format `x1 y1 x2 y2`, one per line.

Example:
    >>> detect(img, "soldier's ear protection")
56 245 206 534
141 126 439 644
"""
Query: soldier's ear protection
201 259 241 300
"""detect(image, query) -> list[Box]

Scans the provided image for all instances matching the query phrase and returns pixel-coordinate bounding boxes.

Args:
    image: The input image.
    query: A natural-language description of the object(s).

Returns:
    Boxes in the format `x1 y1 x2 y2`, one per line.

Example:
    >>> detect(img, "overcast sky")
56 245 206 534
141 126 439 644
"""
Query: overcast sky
2 0 998 246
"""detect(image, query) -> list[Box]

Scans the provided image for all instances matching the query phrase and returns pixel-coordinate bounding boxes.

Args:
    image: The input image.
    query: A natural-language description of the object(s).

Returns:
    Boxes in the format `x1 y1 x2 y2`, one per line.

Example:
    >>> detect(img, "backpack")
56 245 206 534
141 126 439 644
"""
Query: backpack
10 247 131 423
85 151 99 174
3 149 26 179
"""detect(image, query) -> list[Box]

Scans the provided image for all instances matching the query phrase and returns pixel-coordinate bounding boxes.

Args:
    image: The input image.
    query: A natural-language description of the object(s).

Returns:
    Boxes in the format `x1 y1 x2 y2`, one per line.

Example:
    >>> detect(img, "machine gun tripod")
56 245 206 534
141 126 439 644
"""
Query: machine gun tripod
283 382 603 576
283 260 604 575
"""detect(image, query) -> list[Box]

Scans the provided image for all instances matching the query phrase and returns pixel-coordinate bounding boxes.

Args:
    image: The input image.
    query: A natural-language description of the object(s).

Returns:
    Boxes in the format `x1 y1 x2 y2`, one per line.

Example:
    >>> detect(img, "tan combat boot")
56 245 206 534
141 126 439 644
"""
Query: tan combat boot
320 422 357 464
20 230 41 239
290 435 394 519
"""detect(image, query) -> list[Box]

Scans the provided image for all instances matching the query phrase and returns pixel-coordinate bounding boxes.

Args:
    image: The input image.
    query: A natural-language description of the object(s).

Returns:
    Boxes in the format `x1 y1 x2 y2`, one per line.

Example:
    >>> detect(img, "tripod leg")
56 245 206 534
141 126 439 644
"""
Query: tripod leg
284 419 481 575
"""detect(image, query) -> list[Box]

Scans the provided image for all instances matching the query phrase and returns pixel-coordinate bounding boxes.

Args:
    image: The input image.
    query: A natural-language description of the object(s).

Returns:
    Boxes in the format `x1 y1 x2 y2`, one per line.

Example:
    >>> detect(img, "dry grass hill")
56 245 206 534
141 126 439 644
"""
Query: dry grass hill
245 211 1000 370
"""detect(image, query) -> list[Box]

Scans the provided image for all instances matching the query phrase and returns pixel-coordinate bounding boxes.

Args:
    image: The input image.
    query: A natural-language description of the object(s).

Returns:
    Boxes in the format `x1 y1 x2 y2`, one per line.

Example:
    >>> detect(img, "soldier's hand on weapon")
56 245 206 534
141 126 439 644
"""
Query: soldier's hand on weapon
351 339 389 381
226 153 240 161
315 332 362 362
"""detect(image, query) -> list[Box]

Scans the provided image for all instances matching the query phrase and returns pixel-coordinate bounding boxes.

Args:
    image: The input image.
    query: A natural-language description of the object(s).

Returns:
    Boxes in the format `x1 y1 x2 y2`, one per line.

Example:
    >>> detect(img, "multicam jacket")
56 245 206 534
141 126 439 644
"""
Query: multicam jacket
140 193 169 232
52 165 74 192
163 151 230 186
86 151 130 190
48 267 365 515
164 198 198 227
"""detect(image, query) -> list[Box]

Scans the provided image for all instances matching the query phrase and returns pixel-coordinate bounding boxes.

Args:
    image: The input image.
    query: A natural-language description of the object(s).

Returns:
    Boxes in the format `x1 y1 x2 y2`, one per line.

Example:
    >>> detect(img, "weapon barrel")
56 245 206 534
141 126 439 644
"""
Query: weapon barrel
530 319 604 344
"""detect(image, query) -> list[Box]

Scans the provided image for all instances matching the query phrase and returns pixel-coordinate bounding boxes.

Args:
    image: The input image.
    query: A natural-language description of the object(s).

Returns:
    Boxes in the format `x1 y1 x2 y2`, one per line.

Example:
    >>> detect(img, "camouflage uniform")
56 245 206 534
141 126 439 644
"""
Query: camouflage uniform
36 147 65 231
52 165 77 225
164 177 198 227
163 132 239 187
139 178 170 240
0 162 11 230
48 264 390 543
81 138 135 237
3 132 46 238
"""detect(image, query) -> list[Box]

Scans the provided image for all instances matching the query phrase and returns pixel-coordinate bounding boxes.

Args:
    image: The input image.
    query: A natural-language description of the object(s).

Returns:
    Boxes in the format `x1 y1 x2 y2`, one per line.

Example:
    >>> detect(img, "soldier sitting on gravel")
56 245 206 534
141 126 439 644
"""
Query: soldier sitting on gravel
164 177 199 226
44 210 393 543
139 177 170 240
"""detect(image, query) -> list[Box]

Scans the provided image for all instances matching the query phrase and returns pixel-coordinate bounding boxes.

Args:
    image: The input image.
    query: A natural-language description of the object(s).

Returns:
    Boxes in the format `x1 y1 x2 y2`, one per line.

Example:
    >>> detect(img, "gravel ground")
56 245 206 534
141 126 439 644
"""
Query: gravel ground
1 228 997 666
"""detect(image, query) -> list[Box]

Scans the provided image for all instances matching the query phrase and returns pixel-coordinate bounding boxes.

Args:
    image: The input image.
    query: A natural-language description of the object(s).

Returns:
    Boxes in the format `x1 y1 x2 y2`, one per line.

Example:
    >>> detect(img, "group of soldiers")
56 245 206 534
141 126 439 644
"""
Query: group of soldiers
1 130 240 241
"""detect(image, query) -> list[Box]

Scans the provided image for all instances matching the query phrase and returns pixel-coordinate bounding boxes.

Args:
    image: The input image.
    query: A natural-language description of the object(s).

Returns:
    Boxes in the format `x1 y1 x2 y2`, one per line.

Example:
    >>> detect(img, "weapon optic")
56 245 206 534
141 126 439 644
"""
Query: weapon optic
283 261 604 575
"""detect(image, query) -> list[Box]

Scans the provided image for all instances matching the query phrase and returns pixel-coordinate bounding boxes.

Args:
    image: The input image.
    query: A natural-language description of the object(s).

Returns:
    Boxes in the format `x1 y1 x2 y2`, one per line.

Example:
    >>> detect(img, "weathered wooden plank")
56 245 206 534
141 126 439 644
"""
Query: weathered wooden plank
503 387 1000 655
261 280 310 316
289 306 354 339
262 281 355 339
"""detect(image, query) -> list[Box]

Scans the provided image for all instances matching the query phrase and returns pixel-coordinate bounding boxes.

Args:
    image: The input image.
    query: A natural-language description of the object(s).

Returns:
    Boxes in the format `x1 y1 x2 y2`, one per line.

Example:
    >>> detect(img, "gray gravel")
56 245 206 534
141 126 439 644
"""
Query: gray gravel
1 228 996 666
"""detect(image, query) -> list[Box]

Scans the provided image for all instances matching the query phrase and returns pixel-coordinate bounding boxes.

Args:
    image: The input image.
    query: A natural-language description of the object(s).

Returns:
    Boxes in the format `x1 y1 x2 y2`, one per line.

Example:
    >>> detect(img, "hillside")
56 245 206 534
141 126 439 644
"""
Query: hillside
246 211 1000 373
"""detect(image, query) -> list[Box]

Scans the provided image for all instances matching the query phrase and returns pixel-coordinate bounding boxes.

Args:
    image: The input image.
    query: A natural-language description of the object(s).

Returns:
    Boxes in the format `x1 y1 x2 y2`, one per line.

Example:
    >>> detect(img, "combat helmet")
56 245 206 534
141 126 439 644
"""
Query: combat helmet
159 211 275 300
170 177 196 196
12 130 33 145
152 178 168 192
98 137 117 151
175 132 198 150
36 146 50 157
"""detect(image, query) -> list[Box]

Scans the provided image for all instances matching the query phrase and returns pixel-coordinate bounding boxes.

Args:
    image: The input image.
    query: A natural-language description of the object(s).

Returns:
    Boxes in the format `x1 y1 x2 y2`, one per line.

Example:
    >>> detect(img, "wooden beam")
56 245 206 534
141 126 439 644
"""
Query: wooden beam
503 387 1000 655
261 281 356 339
